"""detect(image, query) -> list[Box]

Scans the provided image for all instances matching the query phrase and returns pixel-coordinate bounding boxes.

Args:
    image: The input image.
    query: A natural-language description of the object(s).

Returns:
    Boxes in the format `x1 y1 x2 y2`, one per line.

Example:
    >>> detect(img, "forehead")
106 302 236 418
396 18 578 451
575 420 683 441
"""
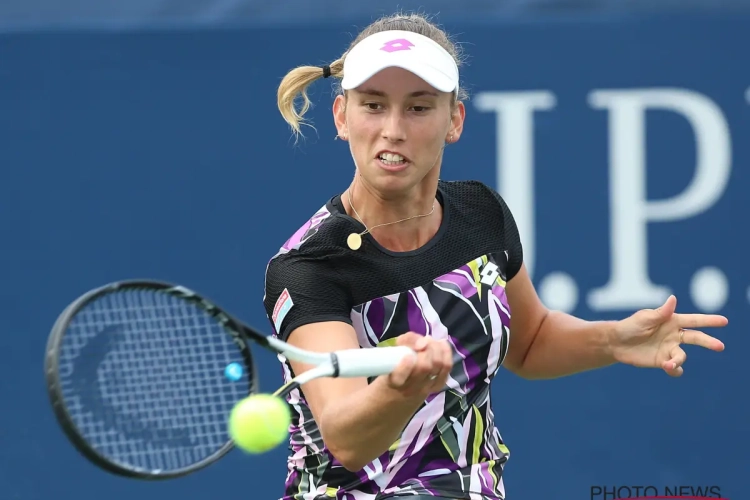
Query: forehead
350 67 443 98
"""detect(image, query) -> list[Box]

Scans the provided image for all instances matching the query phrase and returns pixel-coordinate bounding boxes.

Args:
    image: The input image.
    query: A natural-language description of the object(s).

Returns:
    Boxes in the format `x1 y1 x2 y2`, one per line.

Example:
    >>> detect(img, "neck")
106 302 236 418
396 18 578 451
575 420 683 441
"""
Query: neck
344 170 443 252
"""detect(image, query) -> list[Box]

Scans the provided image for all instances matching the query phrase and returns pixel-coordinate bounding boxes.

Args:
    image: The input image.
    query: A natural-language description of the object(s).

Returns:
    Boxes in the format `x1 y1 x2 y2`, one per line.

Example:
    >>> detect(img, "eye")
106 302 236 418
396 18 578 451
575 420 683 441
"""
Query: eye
411 106 431 113
364 102 383 111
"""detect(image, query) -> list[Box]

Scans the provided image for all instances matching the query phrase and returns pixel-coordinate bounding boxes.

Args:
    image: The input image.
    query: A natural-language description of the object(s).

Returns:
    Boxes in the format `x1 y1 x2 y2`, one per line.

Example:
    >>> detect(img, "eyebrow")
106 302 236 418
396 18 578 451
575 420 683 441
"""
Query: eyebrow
356 88 440 98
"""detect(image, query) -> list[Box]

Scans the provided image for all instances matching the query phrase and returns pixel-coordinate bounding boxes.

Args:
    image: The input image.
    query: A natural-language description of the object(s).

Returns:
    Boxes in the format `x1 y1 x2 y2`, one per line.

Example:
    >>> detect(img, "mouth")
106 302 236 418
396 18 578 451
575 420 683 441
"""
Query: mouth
376 151 410 171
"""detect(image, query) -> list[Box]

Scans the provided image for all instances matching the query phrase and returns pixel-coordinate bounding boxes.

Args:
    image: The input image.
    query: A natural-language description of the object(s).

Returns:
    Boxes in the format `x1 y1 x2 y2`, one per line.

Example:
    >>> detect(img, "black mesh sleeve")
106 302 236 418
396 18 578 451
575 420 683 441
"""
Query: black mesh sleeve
263 252 354 341
484 185 524 281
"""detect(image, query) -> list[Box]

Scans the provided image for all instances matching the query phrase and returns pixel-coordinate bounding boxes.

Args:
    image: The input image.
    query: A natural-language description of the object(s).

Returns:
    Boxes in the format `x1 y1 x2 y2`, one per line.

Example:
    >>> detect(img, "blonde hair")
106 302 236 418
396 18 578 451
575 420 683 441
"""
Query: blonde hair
276 12 468 141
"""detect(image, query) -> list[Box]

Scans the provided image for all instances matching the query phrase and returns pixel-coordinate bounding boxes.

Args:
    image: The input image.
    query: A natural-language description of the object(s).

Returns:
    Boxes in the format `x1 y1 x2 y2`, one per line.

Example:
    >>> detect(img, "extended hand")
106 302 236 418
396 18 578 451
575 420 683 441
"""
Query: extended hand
612 295 728 377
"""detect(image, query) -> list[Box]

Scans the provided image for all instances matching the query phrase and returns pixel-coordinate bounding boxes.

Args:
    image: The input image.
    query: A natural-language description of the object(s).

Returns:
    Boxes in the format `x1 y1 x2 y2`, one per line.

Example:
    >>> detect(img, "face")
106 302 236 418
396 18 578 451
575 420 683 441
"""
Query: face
333 67 465 196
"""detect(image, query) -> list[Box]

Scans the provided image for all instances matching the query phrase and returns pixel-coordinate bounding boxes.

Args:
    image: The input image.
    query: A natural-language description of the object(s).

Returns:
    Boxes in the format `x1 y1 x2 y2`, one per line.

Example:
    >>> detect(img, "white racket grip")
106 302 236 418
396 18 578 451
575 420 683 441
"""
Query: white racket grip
333 346 417 378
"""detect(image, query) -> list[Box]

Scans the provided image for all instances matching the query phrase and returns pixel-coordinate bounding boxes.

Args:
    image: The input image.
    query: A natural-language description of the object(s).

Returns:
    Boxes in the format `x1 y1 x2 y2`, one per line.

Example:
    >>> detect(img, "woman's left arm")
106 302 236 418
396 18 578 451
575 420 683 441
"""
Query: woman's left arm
502 264 617 379
502 263 727 379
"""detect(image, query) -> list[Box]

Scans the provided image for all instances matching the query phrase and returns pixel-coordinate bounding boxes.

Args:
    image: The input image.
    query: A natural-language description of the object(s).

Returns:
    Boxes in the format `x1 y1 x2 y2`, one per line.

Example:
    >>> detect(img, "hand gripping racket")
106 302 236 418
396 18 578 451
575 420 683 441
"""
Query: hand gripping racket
44 279 415 480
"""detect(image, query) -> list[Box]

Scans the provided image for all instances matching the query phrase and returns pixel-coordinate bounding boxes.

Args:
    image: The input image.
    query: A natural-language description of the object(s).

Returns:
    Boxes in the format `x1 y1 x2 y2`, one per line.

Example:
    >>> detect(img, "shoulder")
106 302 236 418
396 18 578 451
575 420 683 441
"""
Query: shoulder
263 196 356 339
440 179 509 208
267 196 356 265
269 200 338 259
440 179 524 281
439 179 514 223
264 196 352 284
439 178 496 199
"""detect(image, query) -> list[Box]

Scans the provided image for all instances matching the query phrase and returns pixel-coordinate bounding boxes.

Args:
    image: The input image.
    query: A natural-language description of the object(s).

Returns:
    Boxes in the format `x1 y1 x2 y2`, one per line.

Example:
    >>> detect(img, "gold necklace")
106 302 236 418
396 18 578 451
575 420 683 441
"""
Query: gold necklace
346 189 436 251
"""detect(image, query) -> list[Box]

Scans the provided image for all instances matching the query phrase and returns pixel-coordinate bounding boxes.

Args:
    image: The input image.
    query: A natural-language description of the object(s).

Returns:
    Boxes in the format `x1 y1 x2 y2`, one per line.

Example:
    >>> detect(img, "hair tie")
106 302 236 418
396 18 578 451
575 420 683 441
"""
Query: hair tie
321 65 331 78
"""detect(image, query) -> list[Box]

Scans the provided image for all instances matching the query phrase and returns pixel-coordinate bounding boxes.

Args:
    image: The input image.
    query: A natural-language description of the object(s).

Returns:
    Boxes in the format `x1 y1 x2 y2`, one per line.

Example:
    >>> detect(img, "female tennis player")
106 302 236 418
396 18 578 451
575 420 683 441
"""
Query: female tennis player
262 12 728 500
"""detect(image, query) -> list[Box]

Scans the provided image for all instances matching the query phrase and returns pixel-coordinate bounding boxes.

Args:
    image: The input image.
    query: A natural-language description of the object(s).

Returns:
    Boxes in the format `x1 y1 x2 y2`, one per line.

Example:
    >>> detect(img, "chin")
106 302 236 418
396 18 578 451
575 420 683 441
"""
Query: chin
371 174 423 197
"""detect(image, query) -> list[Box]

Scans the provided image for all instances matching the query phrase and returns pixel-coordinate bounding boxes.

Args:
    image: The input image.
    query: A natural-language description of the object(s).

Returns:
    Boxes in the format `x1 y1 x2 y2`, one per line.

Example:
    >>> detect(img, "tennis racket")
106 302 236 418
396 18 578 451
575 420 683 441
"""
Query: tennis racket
44 279 414 480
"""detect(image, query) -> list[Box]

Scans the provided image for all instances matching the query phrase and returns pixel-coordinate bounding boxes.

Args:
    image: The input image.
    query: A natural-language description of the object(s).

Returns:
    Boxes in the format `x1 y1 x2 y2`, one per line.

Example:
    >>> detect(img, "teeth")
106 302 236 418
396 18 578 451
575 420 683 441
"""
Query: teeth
379 153 406 164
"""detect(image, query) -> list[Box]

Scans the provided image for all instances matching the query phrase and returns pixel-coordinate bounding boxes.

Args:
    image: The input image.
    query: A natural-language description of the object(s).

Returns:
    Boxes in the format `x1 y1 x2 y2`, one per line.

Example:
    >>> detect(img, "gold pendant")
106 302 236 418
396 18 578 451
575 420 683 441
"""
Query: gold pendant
347 233 362 250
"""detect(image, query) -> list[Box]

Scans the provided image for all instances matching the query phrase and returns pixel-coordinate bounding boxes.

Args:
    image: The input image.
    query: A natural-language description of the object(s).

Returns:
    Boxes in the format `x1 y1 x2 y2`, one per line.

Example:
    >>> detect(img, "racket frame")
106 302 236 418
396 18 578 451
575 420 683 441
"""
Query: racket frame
44 280 258 480
45 279 415 480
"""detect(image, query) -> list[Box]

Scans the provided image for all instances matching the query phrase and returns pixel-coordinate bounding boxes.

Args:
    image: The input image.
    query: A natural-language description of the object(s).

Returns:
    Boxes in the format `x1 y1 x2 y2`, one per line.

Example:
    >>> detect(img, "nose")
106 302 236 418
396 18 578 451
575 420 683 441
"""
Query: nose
381 109 407 143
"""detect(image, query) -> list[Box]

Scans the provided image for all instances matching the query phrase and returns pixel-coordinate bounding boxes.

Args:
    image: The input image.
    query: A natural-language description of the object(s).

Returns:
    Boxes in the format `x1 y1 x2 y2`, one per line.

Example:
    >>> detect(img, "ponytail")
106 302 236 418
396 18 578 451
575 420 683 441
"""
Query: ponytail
276 58 344 140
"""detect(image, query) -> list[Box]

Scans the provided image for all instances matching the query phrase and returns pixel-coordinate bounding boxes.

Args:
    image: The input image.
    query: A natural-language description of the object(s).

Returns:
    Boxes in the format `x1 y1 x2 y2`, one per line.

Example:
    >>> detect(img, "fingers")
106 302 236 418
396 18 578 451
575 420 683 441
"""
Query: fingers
678 313 729 329
390 333 433 391
665 365 684 377
388 350 417 387
680 328 725 352
663 346 687 377
396 332 427 349
412 339 436 383
426 338 453 390
388 333 453 396
656 294 678 319
651 295 729 330
649 295 729 330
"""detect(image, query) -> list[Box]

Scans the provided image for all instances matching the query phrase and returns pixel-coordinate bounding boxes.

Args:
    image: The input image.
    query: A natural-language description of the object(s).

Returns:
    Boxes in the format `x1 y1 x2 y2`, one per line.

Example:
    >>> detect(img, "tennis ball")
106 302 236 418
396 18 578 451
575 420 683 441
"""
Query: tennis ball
228 394 291 454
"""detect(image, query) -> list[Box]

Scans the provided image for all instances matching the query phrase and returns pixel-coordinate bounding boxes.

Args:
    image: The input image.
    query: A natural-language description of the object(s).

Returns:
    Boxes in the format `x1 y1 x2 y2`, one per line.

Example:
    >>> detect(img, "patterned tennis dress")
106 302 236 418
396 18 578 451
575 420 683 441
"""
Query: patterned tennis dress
263 180 524 500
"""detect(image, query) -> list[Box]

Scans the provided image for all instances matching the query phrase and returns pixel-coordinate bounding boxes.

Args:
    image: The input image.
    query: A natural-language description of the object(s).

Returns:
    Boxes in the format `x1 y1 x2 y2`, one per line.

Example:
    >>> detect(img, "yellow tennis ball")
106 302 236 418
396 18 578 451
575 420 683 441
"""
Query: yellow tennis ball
228 394 291 454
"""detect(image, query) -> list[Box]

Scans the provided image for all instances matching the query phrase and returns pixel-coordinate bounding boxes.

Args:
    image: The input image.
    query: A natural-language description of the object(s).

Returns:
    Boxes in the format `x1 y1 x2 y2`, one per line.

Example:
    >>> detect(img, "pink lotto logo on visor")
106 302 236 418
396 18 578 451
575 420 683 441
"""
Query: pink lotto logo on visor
340 30 459 93
380 38 415 53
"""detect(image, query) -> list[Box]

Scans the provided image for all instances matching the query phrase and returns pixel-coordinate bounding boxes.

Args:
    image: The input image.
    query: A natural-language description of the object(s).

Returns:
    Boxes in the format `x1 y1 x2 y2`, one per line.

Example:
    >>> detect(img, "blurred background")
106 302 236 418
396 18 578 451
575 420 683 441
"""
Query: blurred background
1 0 747 499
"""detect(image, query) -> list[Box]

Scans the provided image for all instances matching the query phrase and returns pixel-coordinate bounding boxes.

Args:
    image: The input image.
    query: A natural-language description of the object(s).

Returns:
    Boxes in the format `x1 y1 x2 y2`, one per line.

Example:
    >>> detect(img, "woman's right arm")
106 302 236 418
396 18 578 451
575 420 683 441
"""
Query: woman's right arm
286 321 452 472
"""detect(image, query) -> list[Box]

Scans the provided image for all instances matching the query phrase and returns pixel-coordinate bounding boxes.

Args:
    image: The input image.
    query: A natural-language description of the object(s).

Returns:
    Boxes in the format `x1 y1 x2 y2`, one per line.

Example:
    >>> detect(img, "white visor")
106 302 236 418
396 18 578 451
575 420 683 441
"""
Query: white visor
341 30 459 94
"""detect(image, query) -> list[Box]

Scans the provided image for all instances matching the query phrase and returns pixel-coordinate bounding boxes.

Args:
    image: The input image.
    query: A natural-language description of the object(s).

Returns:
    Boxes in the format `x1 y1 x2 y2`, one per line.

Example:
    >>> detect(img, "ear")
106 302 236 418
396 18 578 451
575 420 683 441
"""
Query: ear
333 94 349 141
446 101 466 144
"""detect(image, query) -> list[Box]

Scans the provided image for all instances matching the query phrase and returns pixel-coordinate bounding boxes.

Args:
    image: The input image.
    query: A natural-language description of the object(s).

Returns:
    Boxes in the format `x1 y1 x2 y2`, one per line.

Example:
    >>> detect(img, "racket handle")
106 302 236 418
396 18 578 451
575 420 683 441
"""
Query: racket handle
334 346 416 378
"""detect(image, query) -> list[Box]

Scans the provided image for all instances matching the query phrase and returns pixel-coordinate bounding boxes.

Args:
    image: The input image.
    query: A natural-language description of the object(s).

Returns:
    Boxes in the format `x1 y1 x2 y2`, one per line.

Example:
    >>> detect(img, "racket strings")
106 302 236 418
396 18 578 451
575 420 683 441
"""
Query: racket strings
58 289 250 472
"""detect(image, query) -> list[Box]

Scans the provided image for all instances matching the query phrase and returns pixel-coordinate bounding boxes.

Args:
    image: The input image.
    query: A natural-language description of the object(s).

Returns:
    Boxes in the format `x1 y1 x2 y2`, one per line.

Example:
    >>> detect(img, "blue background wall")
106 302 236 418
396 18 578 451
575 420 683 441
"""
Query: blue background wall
1 11 747 500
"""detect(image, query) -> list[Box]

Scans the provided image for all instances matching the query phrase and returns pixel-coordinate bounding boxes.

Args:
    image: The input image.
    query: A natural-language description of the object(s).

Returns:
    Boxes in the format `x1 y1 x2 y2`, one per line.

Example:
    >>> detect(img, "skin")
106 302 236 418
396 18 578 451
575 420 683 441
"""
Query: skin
284 66 729 472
